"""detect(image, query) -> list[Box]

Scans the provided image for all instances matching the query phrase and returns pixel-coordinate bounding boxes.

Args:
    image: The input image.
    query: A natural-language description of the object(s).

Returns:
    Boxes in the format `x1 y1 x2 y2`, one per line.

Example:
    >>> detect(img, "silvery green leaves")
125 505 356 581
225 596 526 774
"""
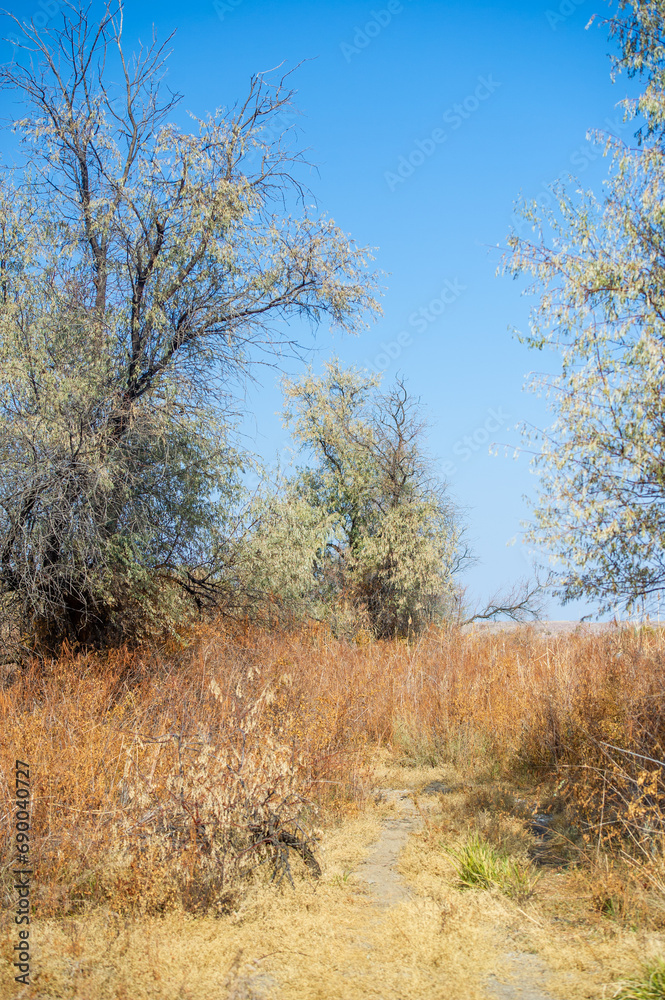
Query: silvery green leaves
279 360 469 638
606 0 665 142
0 4 379 651
503 6 665 616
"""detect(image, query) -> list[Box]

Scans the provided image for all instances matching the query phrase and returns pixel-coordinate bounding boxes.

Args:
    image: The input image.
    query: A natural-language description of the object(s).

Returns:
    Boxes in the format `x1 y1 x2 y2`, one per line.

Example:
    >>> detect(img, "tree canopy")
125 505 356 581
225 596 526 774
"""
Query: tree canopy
504 0 665 615
0 3 379 651
279 360 470 637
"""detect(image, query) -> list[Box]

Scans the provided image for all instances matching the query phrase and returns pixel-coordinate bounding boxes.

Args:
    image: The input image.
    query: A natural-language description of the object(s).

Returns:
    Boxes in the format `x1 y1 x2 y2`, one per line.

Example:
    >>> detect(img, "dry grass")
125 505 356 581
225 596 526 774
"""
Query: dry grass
0 619 376 919
397 784 664 1000
1 620 665 997
0 814 507 1000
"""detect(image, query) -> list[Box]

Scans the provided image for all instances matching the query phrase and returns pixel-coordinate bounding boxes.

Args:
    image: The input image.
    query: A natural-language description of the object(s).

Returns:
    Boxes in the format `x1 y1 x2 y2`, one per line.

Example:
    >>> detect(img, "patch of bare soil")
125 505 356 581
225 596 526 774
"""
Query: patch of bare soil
353 785 557 1000
355 788 423 907
486 952 556 1000
7 766 659 999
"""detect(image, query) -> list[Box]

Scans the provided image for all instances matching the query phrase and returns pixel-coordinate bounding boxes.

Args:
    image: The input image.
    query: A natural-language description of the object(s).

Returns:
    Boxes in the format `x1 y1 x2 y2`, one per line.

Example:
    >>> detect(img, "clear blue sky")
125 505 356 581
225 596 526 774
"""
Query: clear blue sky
1 0 637 619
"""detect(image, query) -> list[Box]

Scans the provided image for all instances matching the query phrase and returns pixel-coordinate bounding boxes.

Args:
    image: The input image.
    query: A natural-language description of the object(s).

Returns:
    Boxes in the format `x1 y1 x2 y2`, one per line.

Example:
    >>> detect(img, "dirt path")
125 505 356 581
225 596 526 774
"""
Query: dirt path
485 954 557 1000
355 788 423 907
354 787 557 1000
20 774 647 999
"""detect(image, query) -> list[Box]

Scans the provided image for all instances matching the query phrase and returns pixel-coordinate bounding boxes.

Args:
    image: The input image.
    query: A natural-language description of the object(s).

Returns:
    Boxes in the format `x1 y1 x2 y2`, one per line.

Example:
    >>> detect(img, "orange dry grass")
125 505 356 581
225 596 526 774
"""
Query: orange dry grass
0 620 374 917
1 620 664 919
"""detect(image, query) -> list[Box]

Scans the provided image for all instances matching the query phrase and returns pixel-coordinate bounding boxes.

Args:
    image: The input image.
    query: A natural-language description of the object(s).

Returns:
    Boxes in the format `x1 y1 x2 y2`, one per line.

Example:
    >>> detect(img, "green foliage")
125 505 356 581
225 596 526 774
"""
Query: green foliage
444 833 540 900
280 359 468 637
0 5 378 651
503 3 665 615
234 482 339 626
614 961 665 1000
606 1 665 143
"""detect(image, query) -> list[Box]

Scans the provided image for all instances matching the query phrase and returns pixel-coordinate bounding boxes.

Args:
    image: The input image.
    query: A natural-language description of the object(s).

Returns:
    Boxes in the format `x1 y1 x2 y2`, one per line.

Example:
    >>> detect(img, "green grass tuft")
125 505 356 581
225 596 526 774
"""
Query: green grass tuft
443 833 540 901
614 961 665 1000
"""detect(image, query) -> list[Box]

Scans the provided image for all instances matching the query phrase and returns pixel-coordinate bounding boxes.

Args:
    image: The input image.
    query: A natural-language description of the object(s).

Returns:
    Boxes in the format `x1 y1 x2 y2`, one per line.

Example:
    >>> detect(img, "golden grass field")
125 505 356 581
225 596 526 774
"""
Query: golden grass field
1 621 664 998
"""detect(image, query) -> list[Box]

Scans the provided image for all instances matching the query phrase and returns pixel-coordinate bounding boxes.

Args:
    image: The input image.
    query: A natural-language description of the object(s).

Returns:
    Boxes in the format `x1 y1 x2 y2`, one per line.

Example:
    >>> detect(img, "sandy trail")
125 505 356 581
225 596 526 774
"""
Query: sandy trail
353 787 557 1000
355 788 423 907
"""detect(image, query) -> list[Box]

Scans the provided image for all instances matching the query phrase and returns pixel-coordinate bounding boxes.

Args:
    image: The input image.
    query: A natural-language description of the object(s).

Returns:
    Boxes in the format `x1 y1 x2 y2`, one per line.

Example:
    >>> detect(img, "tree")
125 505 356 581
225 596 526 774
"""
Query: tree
232 479 338 628
0 4 379 651
503 1 665 615
280 360 470 637
604 0 665 143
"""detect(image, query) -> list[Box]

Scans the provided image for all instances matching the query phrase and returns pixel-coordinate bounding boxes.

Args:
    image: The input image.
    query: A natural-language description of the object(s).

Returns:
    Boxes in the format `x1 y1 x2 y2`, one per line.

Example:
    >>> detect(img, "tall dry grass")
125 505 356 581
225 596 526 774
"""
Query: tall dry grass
1 620 664 919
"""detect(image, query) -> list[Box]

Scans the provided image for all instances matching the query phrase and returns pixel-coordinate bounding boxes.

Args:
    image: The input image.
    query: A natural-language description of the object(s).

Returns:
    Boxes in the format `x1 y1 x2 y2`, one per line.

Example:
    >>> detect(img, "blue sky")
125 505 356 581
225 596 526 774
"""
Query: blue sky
1 0 638 619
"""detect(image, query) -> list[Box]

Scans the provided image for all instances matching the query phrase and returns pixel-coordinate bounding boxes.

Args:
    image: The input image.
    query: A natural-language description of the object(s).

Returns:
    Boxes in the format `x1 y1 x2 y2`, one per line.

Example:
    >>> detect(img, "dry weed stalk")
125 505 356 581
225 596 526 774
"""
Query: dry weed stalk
1 619 664 916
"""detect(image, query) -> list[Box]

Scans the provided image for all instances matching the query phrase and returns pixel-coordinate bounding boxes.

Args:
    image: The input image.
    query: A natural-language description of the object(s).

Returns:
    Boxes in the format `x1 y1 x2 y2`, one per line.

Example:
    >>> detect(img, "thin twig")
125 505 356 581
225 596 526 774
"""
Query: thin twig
598 742 665 769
